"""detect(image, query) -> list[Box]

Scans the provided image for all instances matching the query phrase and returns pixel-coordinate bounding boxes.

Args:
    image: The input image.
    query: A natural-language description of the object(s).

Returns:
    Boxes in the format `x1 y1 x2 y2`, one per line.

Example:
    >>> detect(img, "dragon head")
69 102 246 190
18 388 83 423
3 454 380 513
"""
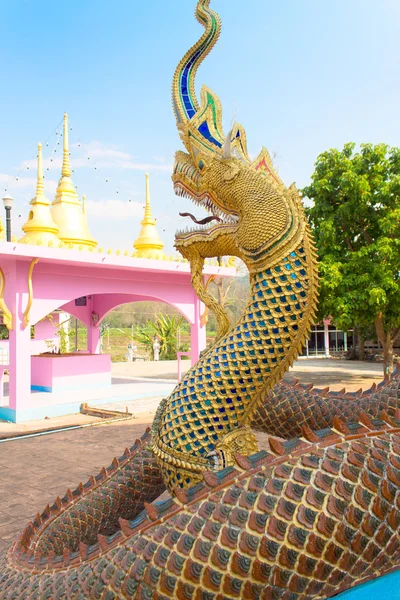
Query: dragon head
172 1 305 272
173 140 301 268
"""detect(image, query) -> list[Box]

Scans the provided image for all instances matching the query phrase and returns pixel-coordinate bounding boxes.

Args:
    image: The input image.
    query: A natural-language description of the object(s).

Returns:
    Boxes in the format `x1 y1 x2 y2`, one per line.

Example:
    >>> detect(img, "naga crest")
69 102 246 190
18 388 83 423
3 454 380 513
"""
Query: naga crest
172 0 306 273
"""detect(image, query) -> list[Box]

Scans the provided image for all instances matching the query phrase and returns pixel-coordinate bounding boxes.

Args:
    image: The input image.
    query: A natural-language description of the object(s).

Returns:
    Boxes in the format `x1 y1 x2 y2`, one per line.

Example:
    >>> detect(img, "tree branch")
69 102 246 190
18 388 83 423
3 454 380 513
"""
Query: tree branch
393 325 400 343
374 313 386 346
339 222 354 251
360 225 374 245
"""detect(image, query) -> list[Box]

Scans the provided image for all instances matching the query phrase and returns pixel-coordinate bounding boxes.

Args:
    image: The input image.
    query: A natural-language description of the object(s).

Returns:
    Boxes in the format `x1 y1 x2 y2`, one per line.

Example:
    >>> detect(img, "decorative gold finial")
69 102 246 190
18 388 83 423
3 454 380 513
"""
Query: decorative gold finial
51 113 97 249
36 143 44 196
133 173 165 259
144 173 153 221
19 143 60 245
62 113 71 178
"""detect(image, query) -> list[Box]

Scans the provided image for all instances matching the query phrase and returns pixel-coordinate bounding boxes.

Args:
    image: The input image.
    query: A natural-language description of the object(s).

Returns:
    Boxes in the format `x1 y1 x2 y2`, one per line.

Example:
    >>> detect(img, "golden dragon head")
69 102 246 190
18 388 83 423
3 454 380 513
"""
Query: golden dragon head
172 0 306 273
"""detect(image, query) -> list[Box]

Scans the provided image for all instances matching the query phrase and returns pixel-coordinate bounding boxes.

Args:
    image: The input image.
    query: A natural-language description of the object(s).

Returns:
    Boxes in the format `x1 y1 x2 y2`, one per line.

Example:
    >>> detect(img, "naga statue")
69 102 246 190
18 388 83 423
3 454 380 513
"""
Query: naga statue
1 2 399 598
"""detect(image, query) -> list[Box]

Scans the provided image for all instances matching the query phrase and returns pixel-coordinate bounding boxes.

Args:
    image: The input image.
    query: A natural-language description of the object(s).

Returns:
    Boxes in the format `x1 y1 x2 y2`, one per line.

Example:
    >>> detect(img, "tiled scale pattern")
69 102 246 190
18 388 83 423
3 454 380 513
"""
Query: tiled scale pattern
155 243 315 490
252 367 400 439
29 430 165 557
1 417 400 599
172 0 223 134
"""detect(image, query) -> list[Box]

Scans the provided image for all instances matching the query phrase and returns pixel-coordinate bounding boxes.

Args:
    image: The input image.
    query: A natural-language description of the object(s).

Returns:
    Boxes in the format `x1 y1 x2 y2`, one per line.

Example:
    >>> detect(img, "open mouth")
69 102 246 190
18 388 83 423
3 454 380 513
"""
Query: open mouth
174 182 239 237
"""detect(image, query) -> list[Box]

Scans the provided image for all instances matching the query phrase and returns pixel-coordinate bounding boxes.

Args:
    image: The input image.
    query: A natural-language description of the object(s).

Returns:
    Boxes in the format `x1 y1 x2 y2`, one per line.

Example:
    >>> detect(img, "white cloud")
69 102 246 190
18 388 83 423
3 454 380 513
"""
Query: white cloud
0 173 58 196
0 173 38 190
19 141 173 174
78 142 173 172
2 140 173 224
86 198 143 220
74 141 132 162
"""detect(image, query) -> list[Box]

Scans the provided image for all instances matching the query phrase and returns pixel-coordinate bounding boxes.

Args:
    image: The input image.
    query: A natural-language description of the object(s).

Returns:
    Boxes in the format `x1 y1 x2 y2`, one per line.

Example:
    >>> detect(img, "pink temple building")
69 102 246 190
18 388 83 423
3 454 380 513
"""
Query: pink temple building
0 115 234 422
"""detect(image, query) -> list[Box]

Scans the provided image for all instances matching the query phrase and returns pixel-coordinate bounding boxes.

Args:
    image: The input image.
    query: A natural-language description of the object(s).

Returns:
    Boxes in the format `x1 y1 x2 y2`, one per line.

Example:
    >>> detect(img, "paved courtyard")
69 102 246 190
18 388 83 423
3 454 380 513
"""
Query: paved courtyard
285 358 384 391
0 418 151 554
0 358 388 552
112 357 384 391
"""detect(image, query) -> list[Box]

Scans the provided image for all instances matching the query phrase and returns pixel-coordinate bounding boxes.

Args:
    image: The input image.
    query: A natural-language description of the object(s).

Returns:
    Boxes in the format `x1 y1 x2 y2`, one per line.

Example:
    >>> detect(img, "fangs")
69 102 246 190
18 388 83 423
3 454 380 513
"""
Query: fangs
174 183 238 233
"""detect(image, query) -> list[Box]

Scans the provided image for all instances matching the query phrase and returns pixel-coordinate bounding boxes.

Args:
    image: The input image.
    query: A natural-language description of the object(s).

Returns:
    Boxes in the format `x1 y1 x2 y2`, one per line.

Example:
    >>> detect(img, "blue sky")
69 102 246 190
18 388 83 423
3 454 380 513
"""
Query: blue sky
1 0 399 253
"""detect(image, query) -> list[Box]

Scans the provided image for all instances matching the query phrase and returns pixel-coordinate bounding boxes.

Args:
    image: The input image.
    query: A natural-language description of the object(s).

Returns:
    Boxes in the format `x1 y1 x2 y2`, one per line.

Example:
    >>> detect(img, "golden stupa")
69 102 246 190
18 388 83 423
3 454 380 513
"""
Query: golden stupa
0 217 4 241
19 143 60 245
51 113 97 248
133 173 165 259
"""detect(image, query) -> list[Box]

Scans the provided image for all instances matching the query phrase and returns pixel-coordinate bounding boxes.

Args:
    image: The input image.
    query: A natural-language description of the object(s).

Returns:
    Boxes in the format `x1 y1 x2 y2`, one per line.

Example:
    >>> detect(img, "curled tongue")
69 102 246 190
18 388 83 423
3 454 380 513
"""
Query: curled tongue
179 212 222 225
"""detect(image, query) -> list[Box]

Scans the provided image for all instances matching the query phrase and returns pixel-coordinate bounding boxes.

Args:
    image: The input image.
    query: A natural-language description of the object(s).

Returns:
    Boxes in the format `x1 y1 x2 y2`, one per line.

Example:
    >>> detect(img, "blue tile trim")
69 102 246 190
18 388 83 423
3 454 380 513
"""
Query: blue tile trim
336 570 400 598
0 406 16 423
30 382 111 393
31 385 52 392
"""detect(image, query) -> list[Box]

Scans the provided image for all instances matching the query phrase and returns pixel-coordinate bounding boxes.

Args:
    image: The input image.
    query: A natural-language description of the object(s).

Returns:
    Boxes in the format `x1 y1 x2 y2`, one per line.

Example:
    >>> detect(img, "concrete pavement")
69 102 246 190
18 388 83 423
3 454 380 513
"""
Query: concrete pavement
0 359 384 437
285 358 383 391
0 418 151 554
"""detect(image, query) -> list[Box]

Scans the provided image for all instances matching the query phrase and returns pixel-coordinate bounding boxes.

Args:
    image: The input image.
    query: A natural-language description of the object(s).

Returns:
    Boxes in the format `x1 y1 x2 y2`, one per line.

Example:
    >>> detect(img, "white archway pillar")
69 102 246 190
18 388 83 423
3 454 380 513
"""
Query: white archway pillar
87 325 101 354
324 319 330 358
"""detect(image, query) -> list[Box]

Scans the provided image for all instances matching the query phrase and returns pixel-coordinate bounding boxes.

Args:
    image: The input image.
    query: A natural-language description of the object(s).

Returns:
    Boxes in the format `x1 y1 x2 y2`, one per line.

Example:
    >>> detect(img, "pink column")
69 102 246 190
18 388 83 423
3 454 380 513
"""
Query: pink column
8 314 31 419
190 295 207 365
87 325 101 354
2 260 33 422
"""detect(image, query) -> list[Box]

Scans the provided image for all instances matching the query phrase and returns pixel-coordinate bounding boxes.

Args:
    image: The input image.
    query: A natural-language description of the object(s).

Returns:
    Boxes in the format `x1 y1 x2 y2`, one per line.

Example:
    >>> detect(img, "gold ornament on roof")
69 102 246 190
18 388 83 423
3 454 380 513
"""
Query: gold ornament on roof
133 173 165 259
19 143 60 245
22 258 39 328
0 267 12 330
51 113 97 249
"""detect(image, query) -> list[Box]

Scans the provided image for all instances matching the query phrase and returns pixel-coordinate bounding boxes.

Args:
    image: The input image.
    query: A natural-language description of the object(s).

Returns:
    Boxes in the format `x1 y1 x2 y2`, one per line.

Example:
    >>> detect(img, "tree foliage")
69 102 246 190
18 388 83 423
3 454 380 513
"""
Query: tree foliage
206 263 250 334
303 143 400 373
133 314 184 360
105 301 187 329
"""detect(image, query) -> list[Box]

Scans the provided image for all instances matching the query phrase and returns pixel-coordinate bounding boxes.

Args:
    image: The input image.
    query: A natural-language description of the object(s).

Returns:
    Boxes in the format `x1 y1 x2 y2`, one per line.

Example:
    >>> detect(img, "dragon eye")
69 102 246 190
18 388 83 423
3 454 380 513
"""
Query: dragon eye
198 160 205 170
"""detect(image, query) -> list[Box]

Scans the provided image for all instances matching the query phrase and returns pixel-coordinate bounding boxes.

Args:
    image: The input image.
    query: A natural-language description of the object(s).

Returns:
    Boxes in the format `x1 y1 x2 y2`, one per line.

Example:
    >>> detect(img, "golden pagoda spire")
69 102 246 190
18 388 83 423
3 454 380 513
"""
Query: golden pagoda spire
36 142 45 195
61 112 71 177
133 173 165 259
19 143 60 245
144 173 153 221
51 113 97 248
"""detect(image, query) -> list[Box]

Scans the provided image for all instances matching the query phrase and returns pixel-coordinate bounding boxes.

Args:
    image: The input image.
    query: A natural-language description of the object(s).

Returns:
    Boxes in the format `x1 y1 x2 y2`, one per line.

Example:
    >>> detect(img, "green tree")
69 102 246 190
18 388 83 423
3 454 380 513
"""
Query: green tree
133 314 184 360
303 143 400 374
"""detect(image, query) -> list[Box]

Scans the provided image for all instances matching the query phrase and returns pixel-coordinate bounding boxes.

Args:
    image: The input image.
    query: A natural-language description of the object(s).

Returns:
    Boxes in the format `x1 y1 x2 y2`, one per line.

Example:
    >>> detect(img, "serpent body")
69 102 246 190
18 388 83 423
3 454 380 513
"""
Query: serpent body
1 1 398 598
